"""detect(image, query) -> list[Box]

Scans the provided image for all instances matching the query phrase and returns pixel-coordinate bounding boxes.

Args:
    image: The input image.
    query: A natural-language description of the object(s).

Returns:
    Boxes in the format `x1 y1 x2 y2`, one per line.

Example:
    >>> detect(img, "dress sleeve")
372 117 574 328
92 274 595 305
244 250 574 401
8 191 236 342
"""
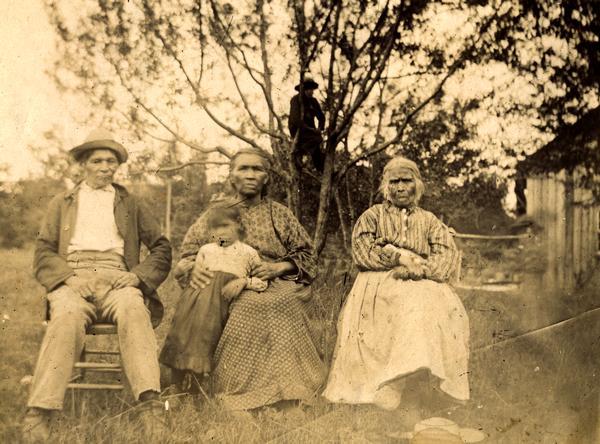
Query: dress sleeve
424 215 460 283
242 246 269 291
245 246 261 273
174 213 210 287
351 206 390 271
180 213 209 260
272 203 317 285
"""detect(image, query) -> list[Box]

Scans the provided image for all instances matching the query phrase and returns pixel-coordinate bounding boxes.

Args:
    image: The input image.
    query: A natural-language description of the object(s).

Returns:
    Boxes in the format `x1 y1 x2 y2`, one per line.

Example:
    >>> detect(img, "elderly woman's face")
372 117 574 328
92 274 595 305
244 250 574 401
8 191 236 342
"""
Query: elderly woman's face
230 153 269 197
386 169 416 208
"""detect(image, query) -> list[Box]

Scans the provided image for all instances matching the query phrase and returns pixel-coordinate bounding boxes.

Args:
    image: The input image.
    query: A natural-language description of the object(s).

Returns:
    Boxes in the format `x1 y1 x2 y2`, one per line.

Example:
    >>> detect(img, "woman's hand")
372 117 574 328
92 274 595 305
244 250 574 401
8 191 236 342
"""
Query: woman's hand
221 278 247 301
380 255 397 269
392 259 428 280
251 261 295 281
190 265 215 290
174 259 195 288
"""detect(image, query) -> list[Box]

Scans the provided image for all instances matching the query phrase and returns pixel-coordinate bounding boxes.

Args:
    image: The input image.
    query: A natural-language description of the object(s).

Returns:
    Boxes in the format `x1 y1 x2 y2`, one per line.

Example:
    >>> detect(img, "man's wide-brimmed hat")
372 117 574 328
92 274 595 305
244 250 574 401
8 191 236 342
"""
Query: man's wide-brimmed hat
70 128 129 163
294 77 319 91
389 417 485 443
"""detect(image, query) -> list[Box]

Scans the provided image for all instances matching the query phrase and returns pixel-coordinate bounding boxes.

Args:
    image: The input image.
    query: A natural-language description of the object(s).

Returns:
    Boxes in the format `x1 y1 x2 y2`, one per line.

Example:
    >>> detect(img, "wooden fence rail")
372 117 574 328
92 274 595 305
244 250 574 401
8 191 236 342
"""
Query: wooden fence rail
454 233 530 241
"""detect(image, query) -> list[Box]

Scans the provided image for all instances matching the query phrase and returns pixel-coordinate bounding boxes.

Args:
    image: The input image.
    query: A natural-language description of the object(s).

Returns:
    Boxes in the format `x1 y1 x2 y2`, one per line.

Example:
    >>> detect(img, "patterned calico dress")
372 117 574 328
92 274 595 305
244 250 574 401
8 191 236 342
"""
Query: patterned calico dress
323 202 470 406
176 199 326 410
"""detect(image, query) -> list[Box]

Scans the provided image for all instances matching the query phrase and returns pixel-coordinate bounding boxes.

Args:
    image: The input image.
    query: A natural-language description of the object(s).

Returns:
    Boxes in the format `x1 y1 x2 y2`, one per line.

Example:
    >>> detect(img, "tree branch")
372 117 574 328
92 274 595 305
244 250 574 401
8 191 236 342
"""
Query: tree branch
107 49 230 158
337 9 500 180
133 96 232 158
224 54 283 140
142 1 266 152
156 160 228 173
208 0 285 136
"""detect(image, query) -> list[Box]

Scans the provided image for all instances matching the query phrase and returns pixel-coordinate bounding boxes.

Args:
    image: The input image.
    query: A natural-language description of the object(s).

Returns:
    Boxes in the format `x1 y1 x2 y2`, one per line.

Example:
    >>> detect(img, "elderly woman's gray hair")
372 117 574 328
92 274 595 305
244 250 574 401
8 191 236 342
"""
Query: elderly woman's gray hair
379 156 425 204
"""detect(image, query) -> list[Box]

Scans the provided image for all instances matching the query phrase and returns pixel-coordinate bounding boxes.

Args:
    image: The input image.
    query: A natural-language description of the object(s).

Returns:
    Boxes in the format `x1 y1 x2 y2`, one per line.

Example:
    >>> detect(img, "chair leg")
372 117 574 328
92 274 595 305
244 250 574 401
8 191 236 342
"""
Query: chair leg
79 344 87 382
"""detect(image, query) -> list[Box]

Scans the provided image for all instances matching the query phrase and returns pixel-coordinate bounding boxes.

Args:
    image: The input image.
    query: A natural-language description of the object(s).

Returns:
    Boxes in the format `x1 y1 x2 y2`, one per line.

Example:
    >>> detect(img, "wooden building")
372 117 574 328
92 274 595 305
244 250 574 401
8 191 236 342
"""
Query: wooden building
519 107 599 291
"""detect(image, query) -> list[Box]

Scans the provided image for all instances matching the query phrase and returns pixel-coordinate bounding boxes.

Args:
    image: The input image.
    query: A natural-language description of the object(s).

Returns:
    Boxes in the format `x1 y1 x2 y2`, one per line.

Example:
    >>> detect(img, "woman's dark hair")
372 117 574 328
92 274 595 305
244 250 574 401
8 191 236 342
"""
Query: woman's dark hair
205 205 245 238
228 147 273 198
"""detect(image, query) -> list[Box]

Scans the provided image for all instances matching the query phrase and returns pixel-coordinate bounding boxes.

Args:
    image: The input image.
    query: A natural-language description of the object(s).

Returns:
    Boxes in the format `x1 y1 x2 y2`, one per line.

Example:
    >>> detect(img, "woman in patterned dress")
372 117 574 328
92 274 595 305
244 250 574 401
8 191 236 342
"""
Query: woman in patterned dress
323 156 470 414
174 148 326 410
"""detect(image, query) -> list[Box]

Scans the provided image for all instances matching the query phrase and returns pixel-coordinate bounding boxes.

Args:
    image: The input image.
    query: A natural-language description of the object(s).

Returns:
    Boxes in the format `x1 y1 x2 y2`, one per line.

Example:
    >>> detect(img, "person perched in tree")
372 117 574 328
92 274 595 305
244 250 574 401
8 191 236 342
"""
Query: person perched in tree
288 77 326 172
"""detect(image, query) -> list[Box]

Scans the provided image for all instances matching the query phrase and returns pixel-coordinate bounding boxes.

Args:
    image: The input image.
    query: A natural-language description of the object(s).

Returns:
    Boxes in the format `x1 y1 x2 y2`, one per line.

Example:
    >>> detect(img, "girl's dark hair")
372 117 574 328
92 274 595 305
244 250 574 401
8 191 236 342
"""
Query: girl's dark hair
205 205 245 237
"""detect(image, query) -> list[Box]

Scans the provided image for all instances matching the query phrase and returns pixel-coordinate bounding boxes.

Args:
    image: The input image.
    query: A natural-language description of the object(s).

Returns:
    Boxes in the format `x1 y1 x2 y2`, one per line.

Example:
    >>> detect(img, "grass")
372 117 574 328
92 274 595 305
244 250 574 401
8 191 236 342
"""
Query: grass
1 247 599 443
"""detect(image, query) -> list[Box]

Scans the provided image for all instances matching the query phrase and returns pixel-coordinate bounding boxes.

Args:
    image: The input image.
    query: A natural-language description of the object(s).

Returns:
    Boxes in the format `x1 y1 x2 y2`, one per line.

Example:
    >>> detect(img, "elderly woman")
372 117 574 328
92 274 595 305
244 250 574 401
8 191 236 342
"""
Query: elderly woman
174 148 326 410
323 156 469 413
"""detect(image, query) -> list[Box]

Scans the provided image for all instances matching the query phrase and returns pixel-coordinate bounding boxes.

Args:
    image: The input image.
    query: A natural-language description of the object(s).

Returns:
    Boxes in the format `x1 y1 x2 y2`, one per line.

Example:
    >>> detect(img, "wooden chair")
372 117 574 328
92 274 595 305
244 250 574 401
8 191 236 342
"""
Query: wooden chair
22 297 129 393
68 322 124 391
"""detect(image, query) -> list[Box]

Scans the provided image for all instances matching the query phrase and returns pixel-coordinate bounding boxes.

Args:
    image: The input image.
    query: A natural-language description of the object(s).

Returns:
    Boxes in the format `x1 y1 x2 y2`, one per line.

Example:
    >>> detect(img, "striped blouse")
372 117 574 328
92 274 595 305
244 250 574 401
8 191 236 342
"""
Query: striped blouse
352 202 460 283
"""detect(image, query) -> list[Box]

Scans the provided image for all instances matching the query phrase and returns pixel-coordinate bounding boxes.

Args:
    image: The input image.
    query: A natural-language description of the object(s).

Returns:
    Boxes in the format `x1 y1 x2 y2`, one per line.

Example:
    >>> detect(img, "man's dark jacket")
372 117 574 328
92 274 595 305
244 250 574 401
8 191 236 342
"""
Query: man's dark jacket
34 183 172 325
288 93 325 137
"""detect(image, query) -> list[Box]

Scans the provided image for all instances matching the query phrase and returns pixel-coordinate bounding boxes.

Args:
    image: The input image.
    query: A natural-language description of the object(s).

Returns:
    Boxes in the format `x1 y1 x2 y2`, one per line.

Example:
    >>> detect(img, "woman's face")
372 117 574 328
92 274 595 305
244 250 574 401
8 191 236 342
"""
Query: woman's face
386 168 416 208
230 153 269 197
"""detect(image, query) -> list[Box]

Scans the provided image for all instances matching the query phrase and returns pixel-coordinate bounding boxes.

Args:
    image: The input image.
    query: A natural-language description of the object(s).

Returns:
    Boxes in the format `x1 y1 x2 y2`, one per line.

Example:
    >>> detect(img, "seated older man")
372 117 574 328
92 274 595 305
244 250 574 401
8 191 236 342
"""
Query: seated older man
22 129 172 441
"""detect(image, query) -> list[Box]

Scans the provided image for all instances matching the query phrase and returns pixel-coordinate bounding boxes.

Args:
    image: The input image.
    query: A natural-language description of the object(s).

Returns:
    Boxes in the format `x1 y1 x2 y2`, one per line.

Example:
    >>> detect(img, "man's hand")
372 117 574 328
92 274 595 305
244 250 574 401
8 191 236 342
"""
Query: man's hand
251 261 294 281
65 276 94 299
221 278 247 301
111 272 141 290
190 265 215 290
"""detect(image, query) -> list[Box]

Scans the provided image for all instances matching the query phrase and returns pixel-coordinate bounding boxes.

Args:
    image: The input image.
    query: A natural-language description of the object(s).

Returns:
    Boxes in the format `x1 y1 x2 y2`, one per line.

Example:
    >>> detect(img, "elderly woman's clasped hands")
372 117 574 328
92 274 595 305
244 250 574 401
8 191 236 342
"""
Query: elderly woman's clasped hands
381 243 430 280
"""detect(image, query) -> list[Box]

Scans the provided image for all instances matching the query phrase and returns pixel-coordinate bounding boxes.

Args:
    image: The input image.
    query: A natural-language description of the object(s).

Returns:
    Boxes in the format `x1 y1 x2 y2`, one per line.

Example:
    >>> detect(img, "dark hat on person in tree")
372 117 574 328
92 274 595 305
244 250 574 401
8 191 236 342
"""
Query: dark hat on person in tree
294 77 319 91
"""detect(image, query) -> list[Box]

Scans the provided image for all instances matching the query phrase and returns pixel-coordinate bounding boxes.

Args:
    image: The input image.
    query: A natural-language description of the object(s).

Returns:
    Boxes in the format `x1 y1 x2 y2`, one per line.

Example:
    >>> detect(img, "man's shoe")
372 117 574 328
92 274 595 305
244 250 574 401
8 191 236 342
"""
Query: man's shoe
137 400 169 441
21 408 52 443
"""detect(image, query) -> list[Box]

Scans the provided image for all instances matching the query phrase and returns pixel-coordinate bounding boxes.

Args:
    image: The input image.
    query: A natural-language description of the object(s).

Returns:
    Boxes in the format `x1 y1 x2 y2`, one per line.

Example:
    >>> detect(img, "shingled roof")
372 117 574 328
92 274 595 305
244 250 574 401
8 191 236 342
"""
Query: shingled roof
519 106 599 175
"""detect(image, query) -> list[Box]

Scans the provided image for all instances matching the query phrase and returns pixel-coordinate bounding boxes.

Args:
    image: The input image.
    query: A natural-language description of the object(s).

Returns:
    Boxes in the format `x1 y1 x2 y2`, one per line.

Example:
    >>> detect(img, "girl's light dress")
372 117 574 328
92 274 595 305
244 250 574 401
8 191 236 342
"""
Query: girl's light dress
160 241 266 374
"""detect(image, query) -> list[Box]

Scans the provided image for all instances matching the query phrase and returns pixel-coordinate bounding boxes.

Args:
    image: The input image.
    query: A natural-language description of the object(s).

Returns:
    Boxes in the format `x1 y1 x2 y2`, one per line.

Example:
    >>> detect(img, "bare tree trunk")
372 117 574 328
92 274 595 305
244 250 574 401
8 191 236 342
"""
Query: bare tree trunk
333 185 350 253
313 139 336 255
165 178 172 239
369 164 377 207
345 169 356 229
287 136 300 217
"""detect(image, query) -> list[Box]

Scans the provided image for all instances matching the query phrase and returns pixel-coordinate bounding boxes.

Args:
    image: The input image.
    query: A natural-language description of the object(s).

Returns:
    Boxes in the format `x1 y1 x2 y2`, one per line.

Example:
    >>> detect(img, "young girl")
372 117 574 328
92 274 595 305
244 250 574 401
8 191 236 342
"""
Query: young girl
160 204 267 392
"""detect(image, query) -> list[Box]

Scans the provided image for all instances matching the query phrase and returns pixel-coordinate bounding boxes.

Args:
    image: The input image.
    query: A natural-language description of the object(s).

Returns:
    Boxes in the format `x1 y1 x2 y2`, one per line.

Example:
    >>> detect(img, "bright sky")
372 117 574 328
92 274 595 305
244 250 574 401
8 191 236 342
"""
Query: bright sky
0 0 84 180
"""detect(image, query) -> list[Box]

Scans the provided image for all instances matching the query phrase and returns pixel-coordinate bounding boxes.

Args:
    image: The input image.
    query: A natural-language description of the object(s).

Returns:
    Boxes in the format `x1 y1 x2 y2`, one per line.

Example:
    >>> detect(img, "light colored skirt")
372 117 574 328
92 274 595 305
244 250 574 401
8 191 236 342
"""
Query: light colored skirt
323 271 470 405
